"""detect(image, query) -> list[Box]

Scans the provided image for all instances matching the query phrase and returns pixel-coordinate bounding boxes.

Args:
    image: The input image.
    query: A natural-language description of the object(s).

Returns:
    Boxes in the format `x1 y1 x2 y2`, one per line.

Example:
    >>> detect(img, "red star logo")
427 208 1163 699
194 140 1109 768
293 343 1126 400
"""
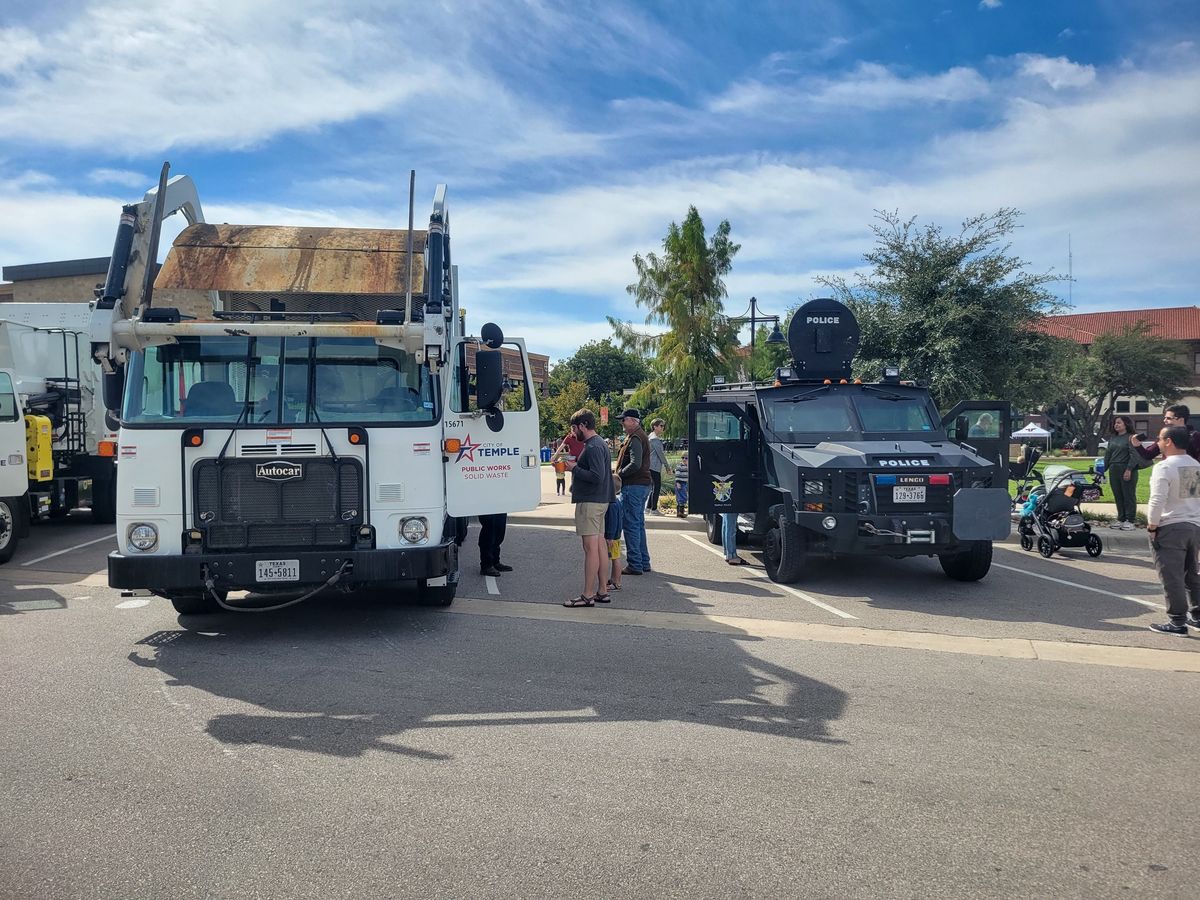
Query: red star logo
456 434 481 462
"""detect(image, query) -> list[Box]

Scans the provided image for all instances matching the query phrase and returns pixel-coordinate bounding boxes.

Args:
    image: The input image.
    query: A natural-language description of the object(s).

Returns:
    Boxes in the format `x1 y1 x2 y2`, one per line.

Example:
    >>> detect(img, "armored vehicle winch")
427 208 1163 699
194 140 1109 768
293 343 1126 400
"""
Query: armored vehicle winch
688 298 1012 584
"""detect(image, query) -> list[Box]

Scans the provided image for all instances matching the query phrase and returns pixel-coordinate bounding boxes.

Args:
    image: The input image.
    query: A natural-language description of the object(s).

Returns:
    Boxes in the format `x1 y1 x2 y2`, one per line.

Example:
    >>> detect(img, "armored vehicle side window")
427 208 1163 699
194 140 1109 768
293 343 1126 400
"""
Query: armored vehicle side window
763 395 854 435
695 409 742 441
854 395 935 433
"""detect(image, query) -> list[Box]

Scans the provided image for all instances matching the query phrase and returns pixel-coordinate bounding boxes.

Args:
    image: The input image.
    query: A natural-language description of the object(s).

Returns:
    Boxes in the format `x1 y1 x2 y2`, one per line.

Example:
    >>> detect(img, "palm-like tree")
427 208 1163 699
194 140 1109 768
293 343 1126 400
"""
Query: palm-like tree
610 207 741 431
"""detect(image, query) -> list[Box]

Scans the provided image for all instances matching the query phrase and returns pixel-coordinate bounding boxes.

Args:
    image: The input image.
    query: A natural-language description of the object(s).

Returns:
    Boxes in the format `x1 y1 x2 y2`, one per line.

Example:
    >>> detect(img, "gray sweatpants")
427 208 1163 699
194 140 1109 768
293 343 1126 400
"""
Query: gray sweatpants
1150 522 1200 623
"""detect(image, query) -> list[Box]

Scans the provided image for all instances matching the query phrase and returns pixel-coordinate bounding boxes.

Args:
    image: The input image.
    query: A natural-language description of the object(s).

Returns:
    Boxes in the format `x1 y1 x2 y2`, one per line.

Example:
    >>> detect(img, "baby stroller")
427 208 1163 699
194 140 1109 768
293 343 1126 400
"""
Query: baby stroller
1017 465 1104 558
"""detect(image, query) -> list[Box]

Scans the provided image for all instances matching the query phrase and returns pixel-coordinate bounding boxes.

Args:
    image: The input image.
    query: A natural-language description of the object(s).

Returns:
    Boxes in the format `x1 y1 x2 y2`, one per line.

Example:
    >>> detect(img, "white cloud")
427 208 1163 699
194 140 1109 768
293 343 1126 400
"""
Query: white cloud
87 168 153 189
707 62 989 117
1017 54 1097 89
979 0 1002 9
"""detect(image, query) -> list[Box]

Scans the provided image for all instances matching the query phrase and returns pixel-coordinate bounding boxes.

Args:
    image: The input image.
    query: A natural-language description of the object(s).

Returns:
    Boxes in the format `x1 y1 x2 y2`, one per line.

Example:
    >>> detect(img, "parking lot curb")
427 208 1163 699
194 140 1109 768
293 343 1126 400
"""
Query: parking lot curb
1001 527 1150 553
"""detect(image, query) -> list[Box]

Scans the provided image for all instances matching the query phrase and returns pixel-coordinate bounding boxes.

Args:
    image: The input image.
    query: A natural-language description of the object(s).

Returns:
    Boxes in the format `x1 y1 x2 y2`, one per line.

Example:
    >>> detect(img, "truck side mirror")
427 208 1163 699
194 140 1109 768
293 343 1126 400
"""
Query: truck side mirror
475 349 503 408
102 367 125 413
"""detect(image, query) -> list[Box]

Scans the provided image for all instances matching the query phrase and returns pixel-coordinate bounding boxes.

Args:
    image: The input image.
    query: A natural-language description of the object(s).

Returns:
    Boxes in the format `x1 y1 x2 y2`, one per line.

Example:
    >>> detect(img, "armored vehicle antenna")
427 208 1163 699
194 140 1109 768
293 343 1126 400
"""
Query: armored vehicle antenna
787 298 860 381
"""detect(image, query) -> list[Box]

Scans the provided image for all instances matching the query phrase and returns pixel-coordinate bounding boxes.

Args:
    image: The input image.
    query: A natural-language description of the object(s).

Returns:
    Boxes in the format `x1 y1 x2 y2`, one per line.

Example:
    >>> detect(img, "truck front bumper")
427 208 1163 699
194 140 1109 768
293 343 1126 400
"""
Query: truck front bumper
108 541 459 593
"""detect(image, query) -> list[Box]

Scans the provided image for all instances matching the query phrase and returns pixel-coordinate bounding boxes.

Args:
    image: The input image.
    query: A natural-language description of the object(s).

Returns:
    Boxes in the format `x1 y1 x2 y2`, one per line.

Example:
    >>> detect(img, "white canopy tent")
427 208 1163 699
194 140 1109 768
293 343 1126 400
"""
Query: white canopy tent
1011 422 1052 451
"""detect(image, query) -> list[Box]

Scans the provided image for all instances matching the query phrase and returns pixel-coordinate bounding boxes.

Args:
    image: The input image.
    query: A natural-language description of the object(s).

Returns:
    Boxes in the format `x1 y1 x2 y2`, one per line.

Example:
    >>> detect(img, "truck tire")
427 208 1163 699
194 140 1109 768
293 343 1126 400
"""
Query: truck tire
939 540 993 582
418 579 456 606
0 499 19 564
168 592 223 615
764 512 805 584
91 474 117 525
706 515 722 545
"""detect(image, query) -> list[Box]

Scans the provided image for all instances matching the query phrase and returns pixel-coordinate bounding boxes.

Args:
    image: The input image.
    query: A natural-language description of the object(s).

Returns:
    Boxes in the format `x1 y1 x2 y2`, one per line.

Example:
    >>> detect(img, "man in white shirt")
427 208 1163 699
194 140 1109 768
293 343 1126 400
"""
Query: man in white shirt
1145 425 1200 635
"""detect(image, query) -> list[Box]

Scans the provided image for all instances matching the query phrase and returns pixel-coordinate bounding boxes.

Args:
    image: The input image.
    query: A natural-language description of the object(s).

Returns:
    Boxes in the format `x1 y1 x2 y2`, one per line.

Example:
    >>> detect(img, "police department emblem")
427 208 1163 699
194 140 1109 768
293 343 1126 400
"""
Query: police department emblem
711 474 734 503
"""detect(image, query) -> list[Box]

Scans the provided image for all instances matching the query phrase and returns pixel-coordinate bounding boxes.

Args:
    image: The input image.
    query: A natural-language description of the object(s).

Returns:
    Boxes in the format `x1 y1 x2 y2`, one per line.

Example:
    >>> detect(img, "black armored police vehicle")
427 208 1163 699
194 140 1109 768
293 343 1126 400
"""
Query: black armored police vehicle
687 298 1012 584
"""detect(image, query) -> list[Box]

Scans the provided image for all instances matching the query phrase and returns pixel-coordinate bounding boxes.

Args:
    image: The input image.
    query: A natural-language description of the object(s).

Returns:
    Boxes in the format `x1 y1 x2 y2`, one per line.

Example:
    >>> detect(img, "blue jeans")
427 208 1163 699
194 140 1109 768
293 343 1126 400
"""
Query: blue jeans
621 483 651 571
722 513 738 559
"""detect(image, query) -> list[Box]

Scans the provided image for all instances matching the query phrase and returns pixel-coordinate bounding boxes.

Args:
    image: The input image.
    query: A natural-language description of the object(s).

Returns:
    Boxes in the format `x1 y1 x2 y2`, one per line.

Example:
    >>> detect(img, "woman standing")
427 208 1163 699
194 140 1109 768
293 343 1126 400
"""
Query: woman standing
1103 415 1140 530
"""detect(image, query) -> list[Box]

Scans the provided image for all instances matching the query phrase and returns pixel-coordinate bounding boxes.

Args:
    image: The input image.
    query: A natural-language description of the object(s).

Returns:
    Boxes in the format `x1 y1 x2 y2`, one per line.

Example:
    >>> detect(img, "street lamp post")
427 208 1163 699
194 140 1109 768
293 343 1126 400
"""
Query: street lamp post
731 296 786 349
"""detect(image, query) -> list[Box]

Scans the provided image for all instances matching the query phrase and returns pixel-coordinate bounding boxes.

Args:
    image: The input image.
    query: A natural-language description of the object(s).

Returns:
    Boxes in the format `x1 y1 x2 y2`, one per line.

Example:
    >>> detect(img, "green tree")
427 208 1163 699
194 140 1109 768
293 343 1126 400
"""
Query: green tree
610 206 741 432
1045 323 1189 453
745 317 793 381
542 380 590 445
820 208 1064 410
549 339 650 401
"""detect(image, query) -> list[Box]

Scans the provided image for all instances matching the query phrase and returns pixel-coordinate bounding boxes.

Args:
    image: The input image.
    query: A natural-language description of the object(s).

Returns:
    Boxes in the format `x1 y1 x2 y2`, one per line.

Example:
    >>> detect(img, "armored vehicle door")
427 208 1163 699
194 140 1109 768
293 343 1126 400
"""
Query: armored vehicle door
941 401 1011 488
687 402 758 515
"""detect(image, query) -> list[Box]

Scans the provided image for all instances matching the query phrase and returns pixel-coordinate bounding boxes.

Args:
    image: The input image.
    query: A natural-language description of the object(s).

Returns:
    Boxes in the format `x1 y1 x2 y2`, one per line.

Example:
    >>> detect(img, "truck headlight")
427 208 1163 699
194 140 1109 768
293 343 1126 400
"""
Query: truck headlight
400 517 428 544
128 523 158 551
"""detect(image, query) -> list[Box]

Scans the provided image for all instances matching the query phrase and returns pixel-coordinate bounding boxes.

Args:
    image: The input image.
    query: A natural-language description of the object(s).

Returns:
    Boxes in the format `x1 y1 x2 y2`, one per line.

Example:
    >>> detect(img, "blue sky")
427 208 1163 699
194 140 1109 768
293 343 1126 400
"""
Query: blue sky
1 0 1197 363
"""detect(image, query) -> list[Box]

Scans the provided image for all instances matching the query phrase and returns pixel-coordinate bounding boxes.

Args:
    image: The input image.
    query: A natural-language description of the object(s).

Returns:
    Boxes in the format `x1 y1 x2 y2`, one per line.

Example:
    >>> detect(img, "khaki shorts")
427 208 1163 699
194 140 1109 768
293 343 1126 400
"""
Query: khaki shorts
574 502 608 536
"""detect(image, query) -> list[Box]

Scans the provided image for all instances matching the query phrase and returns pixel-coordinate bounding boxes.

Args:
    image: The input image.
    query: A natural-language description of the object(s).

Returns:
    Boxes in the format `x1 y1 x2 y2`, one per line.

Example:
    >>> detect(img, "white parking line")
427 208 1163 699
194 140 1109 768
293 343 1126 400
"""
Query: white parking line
485 575 500 595
677 533 858 620
990 561 1161 610
20 533 117 567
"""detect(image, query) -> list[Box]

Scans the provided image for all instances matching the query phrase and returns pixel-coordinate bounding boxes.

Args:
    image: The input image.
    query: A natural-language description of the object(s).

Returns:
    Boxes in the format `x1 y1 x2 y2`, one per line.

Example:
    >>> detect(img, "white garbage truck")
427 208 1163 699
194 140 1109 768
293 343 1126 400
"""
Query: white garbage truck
0 304 120 563
90 165 541 612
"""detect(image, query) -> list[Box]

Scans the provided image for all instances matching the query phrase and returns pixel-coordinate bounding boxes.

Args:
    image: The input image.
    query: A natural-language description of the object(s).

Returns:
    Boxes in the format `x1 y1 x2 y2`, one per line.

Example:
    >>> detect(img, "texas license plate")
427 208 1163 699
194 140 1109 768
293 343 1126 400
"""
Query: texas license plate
893 486 926 503
255 559 300 582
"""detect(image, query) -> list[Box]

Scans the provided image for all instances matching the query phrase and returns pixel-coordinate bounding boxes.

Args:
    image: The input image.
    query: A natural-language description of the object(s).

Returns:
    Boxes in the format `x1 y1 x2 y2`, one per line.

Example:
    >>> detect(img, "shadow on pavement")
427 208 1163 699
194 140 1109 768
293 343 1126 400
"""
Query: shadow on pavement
128 581 848 761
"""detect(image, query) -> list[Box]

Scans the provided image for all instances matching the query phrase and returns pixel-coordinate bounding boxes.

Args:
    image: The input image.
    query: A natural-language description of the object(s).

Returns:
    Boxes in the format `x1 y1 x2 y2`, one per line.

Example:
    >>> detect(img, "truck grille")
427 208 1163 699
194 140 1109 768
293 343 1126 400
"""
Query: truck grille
871 472 959 514
192 458 363 551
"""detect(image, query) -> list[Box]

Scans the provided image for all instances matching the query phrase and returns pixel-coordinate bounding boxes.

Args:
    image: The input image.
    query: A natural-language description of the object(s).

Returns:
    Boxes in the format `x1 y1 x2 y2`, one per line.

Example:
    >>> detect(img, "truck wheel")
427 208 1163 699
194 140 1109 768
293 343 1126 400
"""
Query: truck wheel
168 592 223 615
706 515 722 545
91 475 117 525
939 540 993 581
418 579 456 606
764 513 805 584
0 499 19 564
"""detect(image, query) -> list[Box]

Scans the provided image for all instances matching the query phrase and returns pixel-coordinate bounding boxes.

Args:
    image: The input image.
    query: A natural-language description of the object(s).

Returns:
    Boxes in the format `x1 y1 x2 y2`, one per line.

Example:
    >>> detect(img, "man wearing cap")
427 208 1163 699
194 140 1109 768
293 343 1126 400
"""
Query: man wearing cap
615 408 653 574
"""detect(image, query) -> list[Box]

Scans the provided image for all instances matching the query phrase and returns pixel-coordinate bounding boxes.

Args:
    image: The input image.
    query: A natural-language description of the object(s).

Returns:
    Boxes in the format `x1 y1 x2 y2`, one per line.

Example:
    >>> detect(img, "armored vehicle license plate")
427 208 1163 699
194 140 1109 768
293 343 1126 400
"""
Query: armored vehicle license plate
256 559 300 582
893 486 926 503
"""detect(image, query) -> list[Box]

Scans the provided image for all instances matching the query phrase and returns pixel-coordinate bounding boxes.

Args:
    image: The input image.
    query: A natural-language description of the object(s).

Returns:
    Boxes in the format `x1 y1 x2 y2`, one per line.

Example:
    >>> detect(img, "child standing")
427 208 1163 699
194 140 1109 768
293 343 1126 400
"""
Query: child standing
552 456 567 496
674 454 688 518
605 474 624 596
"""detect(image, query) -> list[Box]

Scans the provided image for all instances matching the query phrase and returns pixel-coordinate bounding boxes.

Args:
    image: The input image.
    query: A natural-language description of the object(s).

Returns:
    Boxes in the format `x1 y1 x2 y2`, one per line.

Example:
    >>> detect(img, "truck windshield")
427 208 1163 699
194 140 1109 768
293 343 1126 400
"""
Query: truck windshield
122 336 437 426
763 395 855 435
853 394 936 433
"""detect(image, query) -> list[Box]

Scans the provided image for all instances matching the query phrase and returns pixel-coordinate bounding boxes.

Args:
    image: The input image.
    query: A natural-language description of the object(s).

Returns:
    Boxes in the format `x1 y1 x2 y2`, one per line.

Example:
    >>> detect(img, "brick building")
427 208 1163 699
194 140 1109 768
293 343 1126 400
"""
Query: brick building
1039 306 1200 435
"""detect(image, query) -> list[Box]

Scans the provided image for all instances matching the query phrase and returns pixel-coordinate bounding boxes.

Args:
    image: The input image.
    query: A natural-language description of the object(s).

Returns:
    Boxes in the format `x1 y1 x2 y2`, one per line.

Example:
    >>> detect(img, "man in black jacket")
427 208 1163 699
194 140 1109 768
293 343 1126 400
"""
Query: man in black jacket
563 408 613 606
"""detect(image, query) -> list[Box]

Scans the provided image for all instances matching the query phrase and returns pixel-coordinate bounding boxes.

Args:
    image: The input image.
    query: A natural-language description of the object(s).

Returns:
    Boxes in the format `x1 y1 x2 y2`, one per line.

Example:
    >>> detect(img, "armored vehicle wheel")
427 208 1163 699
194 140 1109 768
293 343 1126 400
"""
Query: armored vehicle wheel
418 579 456 606
168 591 224 615
1085 533 1103 558
705 515 722 545
764 514 805 584
938 540 993 582
1019 534 1033 552
1037 536 1054 558
0 499 19 564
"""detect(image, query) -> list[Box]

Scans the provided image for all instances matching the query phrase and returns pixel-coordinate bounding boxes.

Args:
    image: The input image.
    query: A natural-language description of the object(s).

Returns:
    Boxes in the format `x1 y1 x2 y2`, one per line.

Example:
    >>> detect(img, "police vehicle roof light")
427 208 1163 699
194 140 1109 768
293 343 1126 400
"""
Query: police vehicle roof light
839 379 848 384
713 375 726 385
882 364 901 384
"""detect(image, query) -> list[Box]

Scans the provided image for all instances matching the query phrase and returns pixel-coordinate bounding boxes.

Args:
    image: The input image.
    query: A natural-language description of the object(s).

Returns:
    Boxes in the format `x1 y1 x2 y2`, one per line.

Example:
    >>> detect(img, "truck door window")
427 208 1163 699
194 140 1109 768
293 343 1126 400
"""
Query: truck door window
450 342 532 413
0 372 17 422
695 410 742 441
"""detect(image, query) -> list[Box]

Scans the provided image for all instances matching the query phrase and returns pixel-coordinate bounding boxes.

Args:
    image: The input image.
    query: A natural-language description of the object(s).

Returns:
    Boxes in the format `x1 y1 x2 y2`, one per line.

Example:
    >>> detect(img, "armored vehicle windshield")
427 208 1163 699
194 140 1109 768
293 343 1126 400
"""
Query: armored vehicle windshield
761 385 939 439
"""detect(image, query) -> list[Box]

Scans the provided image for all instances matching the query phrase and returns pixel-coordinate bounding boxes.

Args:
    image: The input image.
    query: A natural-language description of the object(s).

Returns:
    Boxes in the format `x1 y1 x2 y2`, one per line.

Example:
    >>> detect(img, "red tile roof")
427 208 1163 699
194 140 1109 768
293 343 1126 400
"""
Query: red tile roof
1038 307 1200 344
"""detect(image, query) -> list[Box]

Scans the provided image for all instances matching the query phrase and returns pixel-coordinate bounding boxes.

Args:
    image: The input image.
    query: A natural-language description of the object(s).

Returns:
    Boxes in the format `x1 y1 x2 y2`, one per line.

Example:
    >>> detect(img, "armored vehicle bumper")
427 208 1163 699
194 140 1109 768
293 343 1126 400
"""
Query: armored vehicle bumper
109 540 459 593
789 487 1011 556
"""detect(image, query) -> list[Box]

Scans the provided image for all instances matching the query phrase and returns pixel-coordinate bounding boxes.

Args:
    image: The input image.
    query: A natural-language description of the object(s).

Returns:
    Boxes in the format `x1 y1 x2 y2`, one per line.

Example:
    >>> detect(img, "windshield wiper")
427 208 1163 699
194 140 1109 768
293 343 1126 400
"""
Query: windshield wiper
859 385 910 402
216 337 256 463
778 385 832 403
306 339 339 462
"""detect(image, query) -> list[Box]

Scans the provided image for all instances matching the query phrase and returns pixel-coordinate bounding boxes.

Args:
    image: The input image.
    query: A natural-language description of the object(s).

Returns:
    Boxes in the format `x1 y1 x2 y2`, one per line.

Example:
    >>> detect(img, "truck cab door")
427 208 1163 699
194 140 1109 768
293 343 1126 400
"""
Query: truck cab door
941 401 1011 488
0 370 28 498
444 338 541 517
687 401 759 515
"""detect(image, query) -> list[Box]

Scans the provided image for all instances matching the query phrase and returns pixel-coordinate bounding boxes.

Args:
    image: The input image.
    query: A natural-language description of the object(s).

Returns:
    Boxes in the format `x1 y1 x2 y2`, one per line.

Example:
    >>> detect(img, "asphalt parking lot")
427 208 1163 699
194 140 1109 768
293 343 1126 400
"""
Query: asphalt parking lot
3 513 1199 898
